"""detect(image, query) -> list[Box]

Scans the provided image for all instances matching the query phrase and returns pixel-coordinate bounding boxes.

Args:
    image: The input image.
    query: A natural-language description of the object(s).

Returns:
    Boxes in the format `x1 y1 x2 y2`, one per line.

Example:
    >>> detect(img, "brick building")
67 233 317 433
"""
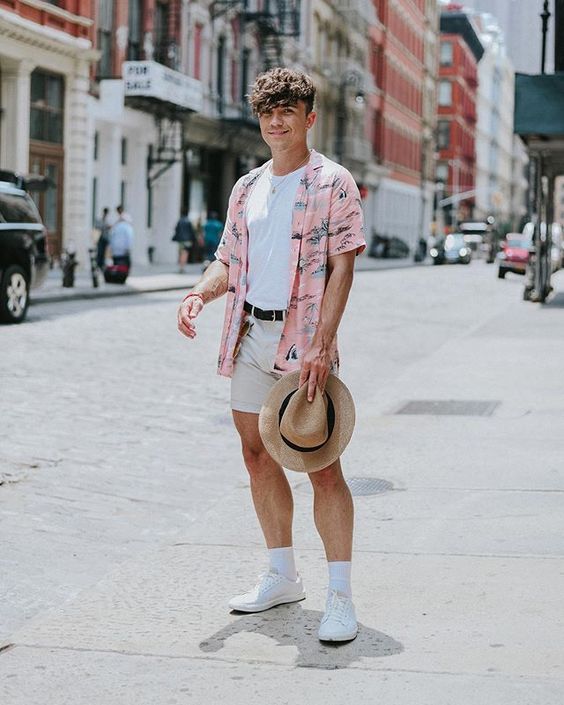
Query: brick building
436 8 483 225
0 0 97 256
369 0 436 254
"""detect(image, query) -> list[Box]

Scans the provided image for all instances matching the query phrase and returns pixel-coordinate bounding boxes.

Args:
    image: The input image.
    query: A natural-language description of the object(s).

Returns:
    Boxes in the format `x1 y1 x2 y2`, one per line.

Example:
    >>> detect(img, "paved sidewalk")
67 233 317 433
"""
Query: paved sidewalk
4 263 562 704
31 256 427 305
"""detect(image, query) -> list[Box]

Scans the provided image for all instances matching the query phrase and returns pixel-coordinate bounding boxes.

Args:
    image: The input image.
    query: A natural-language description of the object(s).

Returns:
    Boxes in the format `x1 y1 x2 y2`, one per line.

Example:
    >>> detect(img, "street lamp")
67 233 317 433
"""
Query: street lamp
335 69 365 163
541 0 551 74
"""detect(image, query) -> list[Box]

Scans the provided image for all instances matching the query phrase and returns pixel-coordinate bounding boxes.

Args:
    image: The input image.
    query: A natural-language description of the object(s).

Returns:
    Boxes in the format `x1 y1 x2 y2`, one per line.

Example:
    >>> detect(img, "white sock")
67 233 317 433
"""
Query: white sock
328 561 352 598
269 546 297 581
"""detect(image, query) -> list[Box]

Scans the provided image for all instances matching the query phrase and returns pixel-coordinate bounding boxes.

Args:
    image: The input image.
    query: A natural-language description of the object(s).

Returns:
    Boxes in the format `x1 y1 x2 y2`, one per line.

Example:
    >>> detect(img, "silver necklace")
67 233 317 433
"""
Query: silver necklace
269 151 311 194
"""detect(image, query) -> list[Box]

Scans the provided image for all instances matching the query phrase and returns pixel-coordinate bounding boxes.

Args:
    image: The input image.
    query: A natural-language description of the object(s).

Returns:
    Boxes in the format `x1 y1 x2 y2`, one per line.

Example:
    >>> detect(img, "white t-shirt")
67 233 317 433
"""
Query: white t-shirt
245 164 306 310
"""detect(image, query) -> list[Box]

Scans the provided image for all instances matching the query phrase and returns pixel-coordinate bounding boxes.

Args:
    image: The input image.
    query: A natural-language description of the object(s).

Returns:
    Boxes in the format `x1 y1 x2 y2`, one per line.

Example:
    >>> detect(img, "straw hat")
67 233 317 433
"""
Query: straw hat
258 371 356 473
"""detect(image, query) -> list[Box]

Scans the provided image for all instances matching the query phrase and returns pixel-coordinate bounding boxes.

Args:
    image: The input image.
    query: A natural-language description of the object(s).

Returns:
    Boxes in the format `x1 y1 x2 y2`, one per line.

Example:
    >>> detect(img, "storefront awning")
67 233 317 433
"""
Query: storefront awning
514 73 564 175
514 73 564 137
123 61 203 114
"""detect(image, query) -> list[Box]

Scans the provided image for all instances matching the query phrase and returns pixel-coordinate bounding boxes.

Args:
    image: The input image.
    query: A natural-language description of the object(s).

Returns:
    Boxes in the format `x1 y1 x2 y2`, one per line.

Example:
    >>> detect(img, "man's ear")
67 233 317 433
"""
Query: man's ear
306 111 317 129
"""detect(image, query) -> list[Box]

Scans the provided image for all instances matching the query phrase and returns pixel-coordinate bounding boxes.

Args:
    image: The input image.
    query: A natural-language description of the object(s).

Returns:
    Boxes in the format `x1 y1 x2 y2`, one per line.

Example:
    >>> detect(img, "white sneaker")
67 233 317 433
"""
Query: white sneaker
228 570 306 613
318 590 358 642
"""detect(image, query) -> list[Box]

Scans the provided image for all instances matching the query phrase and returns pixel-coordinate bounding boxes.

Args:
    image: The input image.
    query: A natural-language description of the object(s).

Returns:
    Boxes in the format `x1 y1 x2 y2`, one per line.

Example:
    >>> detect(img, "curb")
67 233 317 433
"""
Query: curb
30 281 199 306
30 260 428 306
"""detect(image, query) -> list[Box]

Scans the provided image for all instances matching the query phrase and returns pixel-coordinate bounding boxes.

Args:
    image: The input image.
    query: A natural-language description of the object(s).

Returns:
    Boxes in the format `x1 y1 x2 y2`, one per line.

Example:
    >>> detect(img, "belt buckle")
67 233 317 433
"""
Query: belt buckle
267 310 276 321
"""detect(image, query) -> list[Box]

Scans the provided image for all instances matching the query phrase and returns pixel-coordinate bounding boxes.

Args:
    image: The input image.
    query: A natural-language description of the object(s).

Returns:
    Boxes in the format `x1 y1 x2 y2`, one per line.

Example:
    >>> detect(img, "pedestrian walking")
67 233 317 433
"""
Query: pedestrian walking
95 207 111 269
202 211 224 264
109 205 134 268
177 68 365 642
172 210 196 273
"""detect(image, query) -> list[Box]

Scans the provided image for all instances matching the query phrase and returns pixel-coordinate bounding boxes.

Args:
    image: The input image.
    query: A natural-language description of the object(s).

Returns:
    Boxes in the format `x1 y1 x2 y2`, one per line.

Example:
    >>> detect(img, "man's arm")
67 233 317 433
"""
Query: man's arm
177 259 229 339
299 250 356 400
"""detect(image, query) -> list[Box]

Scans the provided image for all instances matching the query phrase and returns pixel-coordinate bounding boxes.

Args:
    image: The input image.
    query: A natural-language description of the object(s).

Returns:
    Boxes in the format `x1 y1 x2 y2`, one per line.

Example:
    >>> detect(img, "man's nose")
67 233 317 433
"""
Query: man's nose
269 111 284 126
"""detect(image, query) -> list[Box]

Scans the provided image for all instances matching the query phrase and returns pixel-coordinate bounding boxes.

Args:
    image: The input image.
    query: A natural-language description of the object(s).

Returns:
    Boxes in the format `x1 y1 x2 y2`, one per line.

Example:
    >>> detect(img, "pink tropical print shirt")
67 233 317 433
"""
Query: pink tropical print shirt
215 149 366 378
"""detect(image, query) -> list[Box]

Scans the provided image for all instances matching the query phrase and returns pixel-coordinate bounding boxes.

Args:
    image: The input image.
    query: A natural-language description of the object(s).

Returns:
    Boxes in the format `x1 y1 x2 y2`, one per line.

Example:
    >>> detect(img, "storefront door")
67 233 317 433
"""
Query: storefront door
29 148 64 258
29 69 65 258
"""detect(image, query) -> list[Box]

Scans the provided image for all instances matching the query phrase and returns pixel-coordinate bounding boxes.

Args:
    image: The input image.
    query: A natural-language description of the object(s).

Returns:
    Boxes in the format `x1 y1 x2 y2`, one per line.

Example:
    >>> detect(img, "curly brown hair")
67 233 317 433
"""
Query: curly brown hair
249 68 316 116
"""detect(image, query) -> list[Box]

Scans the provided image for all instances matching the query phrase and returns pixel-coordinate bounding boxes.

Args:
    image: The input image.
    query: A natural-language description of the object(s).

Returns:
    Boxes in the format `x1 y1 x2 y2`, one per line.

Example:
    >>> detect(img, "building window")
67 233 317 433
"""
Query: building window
438 80 452 106
437 120 450 149
92 177 98 227
154 1 171 67
94 131 99 160
30 70 64 144
217 35 225 114
98 0 114 77
440 41 453 66
121 137 127 166
194 23 203 80
128 0 143 60
120 180 127 209
193 24 204 80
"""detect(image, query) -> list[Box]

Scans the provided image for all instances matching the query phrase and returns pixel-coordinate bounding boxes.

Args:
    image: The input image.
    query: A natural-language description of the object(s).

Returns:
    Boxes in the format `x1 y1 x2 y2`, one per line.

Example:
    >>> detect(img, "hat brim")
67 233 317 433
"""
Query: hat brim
258 371 356 473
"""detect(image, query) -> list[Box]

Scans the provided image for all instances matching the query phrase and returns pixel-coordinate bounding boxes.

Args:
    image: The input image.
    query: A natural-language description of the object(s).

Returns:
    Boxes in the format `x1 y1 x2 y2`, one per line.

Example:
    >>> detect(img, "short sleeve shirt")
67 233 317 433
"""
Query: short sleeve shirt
215 150 366 378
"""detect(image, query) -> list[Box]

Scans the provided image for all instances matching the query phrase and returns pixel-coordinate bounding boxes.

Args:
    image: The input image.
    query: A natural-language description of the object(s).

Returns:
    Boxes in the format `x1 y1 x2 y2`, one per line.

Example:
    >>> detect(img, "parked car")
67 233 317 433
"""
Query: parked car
458 221 487 256
496 233 531 278
0 170 49 323
430 233 472 265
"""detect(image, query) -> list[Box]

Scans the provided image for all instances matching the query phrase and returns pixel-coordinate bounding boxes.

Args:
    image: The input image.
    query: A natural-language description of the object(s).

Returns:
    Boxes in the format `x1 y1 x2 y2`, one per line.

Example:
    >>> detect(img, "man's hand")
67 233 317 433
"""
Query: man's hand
177 294 204 339
299 342 332 402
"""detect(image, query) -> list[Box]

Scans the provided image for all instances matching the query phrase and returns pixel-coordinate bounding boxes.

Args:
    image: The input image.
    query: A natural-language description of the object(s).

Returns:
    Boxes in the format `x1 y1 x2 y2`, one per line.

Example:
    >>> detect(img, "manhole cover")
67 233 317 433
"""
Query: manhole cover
347 477 394 496
296 477 394 496
395 400 500 417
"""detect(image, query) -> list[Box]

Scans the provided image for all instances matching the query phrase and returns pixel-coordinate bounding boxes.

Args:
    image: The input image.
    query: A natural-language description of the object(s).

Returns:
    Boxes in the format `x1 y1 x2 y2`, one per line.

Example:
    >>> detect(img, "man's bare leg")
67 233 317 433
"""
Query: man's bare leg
232 410 294 548
310 459 357 640
308 459 354 561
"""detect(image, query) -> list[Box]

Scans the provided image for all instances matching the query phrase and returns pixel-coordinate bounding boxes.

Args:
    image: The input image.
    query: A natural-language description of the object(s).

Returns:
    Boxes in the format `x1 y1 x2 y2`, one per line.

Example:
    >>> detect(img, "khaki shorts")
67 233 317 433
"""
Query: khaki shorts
230 314 284 414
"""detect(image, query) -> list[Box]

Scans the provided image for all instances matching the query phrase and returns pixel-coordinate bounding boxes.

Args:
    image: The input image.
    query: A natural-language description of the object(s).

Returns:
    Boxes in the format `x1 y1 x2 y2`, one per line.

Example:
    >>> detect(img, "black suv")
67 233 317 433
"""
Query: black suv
0 170 49 323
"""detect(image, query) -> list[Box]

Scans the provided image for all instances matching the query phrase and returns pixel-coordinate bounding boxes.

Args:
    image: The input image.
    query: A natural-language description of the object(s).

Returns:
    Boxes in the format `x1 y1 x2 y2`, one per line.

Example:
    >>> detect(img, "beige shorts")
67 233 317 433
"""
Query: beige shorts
230 314 284 414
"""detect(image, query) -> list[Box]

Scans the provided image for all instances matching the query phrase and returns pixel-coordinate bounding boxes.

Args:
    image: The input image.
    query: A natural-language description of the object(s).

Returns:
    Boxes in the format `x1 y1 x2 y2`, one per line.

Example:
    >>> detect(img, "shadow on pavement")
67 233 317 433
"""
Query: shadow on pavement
543 292 564 308
199 603 403 669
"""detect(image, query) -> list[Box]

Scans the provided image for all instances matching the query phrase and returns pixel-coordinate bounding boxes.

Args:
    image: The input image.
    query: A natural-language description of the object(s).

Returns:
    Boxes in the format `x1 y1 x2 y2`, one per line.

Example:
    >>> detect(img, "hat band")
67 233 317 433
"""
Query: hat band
278 390 336 453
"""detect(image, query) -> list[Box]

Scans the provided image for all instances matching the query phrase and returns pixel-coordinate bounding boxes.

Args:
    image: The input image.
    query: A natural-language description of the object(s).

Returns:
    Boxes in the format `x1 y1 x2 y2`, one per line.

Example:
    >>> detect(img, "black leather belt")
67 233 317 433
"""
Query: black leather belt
244 301 286 321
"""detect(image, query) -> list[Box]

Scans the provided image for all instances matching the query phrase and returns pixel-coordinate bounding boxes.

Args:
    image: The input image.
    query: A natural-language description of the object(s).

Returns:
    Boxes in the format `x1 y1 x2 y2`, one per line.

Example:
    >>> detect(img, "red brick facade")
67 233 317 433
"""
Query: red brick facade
370 0 426 187
93 0 181 77
0 0 94 41
437 32 478 213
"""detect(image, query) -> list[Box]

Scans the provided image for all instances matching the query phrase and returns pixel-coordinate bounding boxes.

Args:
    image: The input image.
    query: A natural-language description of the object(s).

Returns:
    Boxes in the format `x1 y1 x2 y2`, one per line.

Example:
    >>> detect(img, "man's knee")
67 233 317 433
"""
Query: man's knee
308 463 343 491
241 443 275 477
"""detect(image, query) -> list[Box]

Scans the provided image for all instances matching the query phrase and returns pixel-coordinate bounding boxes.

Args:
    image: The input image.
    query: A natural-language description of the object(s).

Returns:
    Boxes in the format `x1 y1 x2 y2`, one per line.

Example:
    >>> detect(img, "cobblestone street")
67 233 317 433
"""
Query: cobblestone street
2 261 564 704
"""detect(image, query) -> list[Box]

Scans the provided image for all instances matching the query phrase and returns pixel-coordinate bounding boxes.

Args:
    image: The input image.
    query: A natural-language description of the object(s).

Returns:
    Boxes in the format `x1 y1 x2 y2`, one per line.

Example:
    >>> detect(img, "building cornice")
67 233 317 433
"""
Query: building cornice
16 0 93 28
0 8 97 59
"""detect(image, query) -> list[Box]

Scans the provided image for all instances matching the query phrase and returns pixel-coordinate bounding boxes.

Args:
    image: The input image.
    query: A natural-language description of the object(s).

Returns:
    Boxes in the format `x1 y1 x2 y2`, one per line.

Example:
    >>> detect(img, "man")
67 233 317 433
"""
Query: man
177 68 365 642
110 205 134 267
95 207 111 269
202 211 224 263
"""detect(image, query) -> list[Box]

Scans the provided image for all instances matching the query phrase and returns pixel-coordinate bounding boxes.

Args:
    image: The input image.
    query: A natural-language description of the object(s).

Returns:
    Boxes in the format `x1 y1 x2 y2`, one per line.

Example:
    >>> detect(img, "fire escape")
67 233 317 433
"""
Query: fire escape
211 1 301 120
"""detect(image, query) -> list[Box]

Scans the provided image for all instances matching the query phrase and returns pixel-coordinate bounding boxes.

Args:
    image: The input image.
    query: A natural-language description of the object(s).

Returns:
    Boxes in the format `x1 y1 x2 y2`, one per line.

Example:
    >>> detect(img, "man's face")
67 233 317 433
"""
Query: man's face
258 100 316 151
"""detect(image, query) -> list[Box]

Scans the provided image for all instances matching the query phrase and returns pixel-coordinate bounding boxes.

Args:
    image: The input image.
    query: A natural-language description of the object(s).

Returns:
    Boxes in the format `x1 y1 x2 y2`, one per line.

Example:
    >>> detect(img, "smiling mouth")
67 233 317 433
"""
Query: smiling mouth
268 130 289 135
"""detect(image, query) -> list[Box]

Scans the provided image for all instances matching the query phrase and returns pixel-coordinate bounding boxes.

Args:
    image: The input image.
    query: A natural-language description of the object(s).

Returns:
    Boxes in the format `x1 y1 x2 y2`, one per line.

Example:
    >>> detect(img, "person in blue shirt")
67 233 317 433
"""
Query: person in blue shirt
203 211 224 263
109 205 134 268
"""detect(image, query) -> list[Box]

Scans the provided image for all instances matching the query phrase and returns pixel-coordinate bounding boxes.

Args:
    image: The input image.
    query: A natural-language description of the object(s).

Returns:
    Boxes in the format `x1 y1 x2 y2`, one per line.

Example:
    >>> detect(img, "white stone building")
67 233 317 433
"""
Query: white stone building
473 13 515 225
0 4 97 260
